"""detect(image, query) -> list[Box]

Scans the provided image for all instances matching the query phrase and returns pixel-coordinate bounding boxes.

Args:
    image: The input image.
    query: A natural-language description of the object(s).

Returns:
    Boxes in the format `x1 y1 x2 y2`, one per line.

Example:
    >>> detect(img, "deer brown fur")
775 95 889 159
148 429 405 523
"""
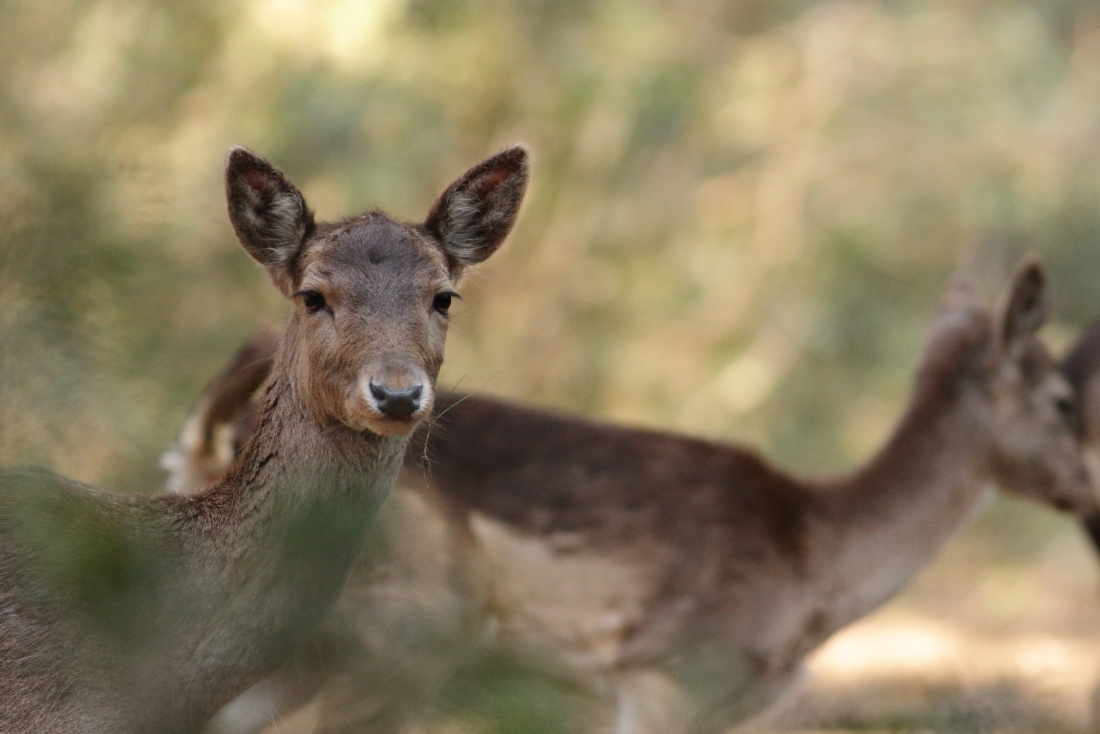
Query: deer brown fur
1061 319 1100 552
1056 317 1100 734
0 144 528 733
178 262 1098 734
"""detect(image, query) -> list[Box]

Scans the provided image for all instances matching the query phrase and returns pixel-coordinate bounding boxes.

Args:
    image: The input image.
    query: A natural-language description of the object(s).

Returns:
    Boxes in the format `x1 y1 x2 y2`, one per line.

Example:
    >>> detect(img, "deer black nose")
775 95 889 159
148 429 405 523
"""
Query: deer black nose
368 382 423 418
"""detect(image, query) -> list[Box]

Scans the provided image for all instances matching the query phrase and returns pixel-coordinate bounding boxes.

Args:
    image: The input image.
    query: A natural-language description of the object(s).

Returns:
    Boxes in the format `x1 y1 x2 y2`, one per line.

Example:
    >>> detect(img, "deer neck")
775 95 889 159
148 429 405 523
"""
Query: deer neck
815 376 993 627
164 339 407 721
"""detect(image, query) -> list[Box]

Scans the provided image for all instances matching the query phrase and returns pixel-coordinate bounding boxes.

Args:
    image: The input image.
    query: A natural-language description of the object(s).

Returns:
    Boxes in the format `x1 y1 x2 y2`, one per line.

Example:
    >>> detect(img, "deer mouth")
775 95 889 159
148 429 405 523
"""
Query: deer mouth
356 411 427 437
342 407 429 437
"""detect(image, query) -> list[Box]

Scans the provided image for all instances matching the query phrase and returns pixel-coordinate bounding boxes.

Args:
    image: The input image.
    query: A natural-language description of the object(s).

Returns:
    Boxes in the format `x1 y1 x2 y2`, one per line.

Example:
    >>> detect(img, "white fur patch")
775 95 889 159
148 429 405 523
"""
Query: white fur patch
469 512 658 672
265 191 307 258
160 397 212 495
613 670 692 734
242 187 306 261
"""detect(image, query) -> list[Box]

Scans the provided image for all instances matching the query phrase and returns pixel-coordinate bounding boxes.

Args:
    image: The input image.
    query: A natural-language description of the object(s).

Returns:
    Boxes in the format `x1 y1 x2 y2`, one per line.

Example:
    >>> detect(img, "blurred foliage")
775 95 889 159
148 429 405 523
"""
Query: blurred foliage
5 0 1100 487
4 467 173 646
436 651 595 734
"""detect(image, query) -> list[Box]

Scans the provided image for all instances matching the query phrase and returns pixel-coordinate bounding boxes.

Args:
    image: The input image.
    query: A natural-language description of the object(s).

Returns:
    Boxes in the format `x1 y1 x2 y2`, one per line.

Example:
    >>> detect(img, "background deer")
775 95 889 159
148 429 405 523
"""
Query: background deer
1057 318 1100 734
0 144 527 733
173 261 1097 734
1062 320 1100 554
161 329 280 495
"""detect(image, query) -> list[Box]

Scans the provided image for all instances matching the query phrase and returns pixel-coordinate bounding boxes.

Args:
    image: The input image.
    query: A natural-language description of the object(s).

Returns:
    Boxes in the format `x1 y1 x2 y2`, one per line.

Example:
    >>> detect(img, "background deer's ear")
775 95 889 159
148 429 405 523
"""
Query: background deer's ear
225 147 315 296
424 145 528 276
994 257 1047 357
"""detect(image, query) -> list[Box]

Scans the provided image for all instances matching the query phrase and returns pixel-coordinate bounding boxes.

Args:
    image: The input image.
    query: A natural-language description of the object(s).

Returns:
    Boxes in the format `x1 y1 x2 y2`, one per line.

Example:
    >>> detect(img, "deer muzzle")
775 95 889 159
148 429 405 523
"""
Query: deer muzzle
350 360 433 435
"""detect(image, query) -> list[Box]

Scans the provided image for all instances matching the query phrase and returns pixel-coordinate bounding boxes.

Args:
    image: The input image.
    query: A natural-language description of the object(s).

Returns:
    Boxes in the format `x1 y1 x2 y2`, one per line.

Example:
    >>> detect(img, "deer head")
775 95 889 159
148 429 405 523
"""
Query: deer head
939 260 1095 512
225 145 528 436
1057 315 1100 552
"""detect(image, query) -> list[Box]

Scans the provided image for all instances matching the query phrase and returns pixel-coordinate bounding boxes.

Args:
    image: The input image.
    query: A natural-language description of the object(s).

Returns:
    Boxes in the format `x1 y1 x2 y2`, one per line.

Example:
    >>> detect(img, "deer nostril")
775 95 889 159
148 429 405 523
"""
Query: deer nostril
368 382 423 418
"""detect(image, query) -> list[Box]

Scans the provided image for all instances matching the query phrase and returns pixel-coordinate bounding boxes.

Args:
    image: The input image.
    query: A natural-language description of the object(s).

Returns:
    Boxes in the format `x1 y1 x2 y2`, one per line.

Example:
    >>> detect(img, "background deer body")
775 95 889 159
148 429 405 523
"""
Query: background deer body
0 145 527 733
407 276 1090 733
180 264 1095 734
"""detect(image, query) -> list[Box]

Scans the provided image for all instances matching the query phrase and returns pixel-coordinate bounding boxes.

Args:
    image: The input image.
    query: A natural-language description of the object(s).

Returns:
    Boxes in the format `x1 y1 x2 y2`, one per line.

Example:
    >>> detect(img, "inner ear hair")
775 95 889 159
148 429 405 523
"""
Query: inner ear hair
225 147 315 291
424 145 529 274
996 257 1047 352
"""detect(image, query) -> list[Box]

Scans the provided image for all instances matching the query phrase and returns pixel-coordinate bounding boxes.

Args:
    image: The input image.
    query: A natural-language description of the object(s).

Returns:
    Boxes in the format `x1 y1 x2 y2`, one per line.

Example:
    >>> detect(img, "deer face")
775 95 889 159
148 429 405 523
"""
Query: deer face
1060 322 1100 501
283 217 454 434
982 262 1097 514
224 146 528 436
1075 377 1100 497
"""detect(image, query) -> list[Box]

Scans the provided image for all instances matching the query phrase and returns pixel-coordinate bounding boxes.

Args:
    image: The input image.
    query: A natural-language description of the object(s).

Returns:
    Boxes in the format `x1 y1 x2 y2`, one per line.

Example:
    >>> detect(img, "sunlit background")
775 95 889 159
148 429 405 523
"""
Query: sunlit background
4 0 1100 730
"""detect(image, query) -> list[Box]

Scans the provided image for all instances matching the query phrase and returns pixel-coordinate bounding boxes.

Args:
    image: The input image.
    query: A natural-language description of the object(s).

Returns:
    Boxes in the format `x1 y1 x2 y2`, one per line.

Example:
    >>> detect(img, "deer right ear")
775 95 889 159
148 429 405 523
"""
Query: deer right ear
994 257 1048 357
424 145 529 276
225 147 315 296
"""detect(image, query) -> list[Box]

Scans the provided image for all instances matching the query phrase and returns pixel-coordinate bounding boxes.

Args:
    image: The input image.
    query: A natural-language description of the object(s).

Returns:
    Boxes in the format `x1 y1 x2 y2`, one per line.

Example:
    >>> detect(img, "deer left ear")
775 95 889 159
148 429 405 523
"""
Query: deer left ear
225 147 315 296
994 257 1048 357
424 145 529 276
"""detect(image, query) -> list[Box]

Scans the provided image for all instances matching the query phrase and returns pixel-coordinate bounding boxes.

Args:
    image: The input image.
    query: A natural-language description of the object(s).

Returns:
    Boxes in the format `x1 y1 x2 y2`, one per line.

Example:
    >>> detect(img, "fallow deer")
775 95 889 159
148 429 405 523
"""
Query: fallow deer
0 143 528 733
175 261 1098 734
1062 319 1100 553
1052 318 1100 734
392 262 1100 734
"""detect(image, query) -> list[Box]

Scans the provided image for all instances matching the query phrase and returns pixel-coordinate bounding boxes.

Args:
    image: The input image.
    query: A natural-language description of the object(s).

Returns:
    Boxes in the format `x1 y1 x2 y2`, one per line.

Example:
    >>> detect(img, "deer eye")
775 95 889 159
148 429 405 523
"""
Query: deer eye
1056 395 1079 433
295 290 327 314
433 291 460 315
